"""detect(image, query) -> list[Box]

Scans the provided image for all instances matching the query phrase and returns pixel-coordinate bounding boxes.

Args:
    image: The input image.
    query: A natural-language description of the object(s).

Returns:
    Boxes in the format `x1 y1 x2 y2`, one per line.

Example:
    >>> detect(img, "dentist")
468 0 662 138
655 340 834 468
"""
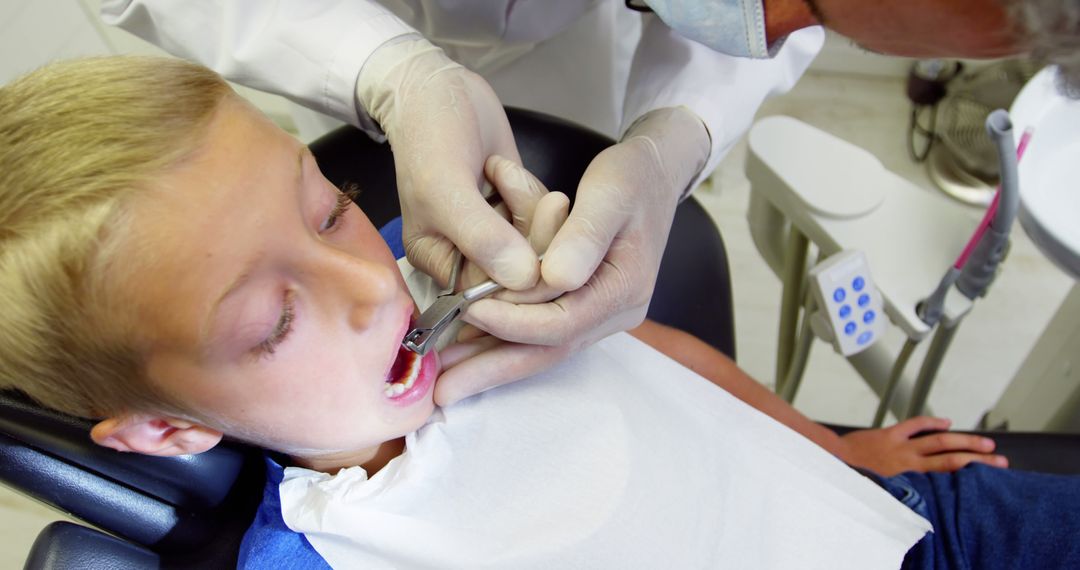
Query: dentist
638 0 1078 88
101 0 823 403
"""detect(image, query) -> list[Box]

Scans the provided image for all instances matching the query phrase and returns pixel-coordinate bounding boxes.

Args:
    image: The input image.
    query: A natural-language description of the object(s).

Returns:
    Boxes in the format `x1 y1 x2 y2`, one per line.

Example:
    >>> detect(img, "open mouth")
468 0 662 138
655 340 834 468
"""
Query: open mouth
385 344 423 398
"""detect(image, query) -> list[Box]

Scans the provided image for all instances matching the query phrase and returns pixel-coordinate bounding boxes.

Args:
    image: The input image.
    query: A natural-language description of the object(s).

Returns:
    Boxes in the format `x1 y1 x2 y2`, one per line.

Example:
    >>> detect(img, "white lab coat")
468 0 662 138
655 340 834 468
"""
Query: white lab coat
101 0 823 180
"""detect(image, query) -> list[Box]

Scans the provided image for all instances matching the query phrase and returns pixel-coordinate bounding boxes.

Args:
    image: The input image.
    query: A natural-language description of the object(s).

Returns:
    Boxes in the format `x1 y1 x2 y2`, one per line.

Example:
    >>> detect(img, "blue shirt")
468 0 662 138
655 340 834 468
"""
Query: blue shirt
238 456 329 569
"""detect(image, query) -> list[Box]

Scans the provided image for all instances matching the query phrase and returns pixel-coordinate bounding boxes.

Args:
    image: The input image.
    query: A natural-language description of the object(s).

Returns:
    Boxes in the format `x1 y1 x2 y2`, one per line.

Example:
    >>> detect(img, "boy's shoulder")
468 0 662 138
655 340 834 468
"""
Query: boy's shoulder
238 455 331 569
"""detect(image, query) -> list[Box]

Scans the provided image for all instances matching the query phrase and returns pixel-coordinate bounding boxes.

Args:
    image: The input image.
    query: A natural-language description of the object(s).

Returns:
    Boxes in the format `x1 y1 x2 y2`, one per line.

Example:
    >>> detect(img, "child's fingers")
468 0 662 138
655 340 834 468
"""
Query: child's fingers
912 431 996 455
920 452 1009 473
892 416 952 438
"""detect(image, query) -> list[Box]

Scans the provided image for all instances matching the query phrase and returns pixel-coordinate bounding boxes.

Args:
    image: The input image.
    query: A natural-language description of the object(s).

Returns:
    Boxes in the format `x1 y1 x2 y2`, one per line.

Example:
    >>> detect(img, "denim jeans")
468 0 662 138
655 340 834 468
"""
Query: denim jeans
871 464 1080 569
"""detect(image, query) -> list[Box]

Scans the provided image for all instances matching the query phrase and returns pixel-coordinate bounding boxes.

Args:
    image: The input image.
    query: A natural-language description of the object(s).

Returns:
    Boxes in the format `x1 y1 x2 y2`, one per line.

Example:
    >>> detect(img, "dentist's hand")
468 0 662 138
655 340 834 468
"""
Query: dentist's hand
434 156 568 405
356 38 542 291
436 107 711 406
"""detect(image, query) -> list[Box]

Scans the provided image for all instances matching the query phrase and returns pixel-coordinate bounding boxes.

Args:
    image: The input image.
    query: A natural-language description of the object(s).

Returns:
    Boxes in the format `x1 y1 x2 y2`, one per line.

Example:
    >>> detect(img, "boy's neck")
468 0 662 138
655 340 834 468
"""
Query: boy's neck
293 437 407 474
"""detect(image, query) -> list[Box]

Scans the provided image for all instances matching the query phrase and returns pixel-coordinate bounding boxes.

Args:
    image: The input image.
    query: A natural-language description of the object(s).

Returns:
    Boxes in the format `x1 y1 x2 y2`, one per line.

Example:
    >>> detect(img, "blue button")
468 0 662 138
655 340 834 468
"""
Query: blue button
863 310 876 324
852 276 865 292
858 293 871 307
838 304 852 319
844 322 857 336
857 331 873 345
833 288 846 303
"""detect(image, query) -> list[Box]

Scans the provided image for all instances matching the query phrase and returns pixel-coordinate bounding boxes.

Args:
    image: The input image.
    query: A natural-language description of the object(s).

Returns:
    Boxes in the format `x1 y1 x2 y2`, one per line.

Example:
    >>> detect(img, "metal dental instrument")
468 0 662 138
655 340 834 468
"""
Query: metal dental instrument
401 188 530 355
401 251 506 355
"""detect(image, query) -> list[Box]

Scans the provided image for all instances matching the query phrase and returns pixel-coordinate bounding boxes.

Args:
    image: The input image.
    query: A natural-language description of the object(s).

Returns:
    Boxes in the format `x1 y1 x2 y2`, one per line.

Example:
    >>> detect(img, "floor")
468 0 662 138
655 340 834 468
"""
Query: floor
0 69 1072 568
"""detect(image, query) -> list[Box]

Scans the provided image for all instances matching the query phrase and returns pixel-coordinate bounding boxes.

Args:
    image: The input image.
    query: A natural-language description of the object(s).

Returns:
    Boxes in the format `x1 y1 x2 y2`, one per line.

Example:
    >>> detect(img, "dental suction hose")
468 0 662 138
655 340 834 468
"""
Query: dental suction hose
917 109 1020 327
956 110 1019 300
898 111 1020 420
902 111 1020 419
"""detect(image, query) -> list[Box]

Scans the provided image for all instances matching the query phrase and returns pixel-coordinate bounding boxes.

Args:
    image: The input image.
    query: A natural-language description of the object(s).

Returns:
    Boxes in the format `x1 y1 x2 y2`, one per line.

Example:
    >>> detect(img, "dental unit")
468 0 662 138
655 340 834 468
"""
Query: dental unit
875 110 1027 426
746 107 1029 425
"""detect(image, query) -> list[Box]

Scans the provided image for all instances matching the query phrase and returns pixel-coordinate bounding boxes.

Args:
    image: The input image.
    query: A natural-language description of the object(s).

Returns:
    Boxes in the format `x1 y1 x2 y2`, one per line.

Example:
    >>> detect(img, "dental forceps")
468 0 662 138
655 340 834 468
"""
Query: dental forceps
401 250 505 355
401 188 528 355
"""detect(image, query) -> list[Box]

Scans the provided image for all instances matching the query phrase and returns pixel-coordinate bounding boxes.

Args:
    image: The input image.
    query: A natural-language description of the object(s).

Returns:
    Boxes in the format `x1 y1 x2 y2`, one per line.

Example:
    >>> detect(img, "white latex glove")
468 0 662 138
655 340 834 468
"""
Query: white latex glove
436 156 569 404
436 107 711 406
356 38 542 290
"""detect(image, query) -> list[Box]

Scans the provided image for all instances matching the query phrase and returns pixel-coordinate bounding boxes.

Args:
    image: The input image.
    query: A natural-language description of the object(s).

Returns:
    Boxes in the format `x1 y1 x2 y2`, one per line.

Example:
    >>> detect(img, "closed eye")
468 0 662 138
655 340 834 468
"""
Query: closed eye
255 290 295 357
320 191 353 233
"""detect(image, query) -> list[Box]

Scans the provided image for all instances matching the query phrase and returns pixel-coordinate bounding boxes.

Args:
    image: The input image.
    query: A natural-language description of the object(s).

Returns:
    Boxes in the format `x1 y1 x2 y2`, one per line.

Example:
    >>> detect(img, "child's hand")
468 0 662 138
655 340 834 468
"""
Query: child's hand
837 416 1009 476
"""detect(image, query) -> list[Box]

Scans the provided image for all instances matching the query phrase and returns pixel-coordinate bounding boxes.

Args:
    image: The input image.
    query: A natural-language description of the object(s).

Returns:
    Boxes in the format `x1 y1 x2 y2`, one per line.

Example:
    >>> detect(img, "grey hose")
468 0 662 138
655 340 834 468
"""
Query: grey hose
987 110 1020 232
957 110 1019 299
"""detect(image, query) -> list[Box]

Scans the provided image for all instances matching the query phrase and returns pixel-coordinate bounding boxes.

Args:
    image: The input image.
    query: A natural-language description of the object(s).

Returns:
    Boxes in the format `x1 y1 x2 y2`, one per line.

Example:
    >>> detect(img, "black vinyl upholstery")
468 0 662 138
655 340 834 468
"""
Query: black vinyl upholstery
0 388 266 568
24 522 159 570
2 107 1077 569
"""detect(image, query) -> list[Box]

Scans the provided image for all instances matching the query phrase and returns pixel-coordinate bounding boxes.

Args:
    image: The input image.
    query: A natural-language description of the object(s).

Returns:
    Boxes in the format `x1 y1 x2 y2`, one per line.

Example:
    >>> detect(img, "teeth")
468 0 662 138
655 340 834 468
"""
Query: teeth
385 352 422 398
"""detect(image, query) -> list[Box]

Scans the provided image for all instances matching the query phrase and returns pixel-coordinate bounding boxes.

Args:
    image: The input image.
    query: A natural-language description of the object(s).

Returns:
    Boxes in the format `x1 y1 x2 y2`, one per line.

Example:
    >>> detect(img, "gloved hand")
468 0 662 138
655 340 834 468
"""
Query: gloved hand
356 38 542 290
436 106 711 405
434 155 568 404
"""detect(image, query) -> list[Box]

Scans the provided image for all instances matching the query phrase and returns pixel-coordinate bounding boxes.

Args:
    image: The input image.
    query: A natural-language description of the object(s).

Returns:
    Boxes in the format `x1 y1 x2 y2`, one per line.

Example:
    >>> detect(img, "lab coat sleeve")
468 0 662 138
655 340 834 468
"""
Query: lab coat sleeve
100 0 417 135
621 15 825 190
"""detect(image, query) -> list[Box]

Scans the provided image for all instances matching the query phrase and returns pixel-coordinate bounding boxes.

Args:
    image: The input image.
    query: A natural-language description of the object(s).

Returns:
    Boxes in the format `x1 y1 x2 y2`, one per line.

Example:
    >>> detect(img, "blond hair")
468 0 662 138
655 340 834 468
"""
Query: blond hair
0 56 230 418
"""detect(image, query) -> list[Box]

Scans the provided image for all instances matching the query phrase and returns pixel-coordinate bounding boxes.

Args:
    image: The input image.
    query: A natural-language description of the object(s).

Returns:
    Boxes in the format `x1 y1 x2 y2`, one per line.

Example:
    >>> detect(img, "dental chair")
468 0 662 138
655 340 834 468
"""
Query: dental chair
3 108 1079 570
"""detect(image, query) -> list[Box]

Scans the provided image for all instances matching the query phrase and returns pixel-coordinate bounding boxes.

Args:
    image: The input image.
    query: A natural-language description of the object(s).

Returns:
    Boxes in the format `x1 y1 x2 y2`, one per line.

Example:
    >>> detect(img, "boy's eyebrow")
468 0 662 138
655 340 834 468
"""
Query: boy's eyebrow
203 146 306 338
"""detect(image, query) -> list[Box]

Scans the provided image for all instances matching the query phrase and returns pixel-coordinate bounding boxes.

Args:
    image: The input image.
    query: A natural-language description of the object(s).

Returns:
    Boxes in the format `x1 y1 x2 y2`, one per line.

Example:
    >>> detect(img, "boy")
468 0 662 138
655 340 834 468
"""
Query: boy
2 57 1077 569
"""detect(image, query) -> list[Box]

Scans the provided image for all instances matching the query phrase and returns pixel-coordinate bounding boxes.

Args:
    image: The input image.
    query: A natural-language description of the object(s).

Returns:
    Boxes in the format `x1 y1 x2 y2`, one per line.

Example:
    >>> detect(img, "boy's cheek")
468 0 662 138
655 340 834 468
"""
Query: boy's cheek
283 330 380 393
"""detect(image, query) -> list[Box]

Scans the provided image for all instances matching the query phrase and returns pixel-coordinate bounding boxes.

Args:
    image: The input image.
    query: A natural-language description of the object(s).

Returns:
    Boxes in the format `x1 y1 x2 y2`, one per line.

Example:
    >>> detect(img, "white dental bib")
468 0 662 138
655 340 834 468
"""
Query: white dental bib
277 263 929 569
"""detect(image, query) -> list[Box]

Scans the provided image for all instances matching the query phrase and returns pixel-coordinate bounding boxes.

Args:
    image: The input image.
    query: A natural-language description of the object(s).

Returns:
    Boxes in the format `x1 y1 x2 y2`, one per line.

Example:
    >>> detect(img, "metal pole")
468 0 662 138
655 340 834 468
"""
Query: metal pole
780 297 816 403
775 228 809 394
873 338 919 427
906 319 961 418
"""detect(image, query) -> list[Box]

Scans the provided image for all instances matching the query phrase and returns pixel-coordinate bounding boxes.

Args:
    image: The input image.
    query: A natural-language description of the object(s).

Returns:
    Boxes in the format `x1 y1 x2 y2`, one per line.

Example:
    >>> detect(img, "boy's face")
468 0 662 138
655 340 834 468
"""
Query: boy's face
117 96 439 466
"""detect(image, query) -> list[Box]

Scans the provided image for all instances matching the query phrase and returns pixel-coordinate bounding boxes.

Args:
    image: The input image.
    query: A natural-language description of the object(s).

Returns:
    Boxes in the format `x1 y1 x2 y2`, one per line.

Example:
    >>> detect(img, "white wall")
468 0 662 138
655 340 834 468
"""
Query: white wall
2 0 295 129
1 0 111 85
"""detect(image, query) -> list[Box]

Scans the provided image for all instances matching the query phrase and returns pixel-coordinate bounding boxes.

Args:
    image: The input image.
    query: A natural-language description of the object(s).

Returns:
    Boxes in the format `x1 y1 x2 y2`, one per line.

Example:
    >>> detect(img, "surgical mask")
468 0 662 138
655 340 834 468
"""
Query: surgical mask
633 0 775 59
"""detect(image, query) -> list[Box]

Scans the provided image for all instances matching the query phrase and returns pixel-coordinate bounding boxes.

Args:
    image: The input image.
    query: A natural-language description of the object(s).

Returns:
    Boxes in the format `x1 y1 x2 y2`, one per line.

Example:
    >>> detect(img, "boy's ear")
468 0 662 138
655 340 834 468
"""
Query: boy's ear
91 413 223 456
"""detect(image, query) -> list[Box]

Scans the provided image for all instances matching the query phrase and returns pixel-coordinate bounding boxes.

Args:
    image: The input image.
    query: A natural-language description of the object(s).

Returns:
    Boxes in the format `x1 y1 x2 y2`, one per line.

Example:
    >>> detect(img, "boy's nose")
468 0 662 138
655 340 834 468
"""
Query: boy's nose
310 250 401 331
